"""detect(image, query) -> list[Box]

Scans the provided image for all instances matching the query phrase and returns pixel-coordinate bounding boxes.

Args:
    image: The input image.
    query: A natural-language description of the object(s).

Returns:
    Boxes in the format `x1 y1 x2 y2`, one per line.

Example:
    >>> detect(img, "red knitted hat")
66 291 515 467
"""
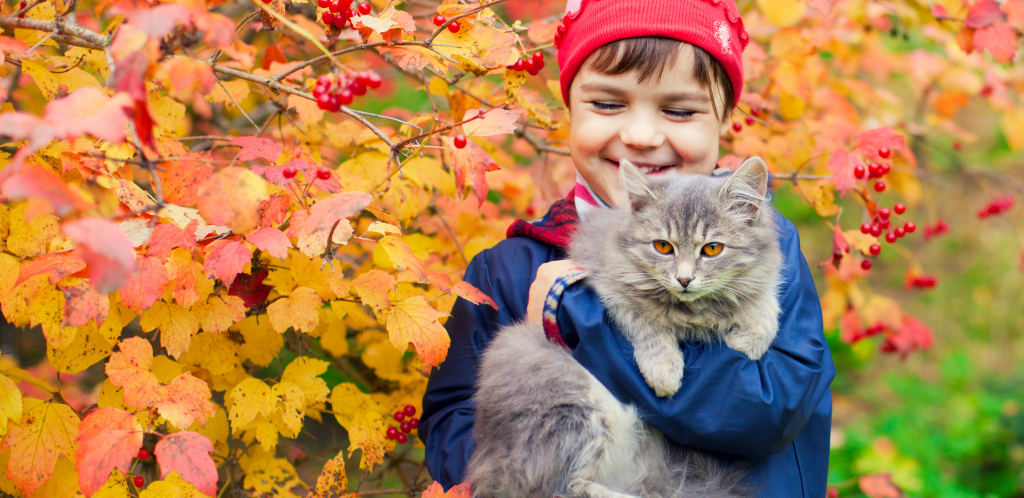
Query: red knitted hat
555 0 748 108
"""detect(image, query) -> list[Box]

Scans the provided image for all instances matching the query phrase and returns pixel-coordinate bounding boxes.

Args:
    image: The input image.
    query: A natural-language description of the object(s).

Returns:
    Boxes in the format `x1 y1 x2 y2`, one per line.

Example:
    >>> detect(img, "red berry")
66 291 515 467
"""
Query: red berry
870 224 882 237
732 122 743 132
869 244 881 256
386 427 398 440
879 218 890 229
532 52 544 61
878 147 891 158
448 21 460 33
751 106 763 116
453 135 467 148
396 432 408 444
317 75 331 87
400 420 412 433
316 93 331 110
867 163 881 178
860 223 872 234
511 60 526 71
138 448 150 461
894 203 906 214
409 417 419 429
433 15 446 26
337 89 353 106
879 163 891 176
365 72 382 89
350 79 367 96
393 411 405 422
980 85 992 97
533 58 545 71
874 181 886 192
133 476 144 488
327 94 341 112
885 232 898 243
282 166 298 179
745 116 755 125
895 226 906 237
904 221 916 233
318 0 329 6
878 207 891 219
827 487 839 498
261 0 271 4
403 404 416 416
357 2 371 14
322 11 336 24
328 0 342 12
861 260 872 270
316 168 331 180
333 15 348 28
854 165 866 179
953 141 962 151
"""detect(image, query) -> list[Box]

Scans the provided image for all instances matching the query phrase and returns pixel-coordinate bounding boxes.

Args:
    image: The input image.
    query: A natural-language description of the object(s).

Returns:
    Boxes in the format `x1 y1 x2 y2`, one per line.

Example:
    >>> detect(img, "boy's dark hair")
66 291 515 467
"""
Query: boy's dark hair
587 37 735 122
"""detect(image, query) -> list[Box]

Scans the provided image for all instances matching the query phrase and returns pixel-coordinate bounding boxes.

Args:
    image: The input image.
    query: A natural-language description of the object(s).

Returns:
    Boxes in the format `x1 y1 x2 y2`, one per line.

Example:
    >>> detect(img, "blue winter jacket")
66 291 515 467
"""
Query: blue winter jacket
419 197 836 497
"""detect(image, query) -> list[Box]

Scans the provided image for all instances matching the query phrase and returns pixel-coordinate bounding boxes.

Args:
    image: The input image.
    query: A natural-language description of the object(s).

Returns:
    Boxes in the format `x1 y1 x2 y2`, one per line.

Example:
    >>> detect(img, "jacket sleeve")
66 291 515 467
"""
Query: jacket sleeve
417 239 555 488
559 213 836 459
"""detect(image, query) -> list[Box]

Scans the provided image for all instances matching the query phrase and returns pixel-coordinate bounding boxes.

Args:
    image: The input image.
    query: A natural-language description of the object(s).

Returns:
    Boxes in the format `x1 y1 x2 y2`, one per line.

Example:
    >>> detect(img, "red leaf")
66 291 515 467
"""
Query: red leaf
75 407 143 497
246 227 292 260
229 136 282 162
859 473 904 498
203 238 253 287
827 149 860 195
451 281 498 309
854 127 906 161
974 24 1018 64
157 154 214 206
964 0 1006 28
301 192 373 237
839 307 863 343
442 136 500 206
833 223 849 256
148 220 200 259
2 163 91 216
881 315 934 358
63 218 140 294
0 36 28 59
120 255 171 311
59 278 110 327
124 4 191 38
16 252 87 287
462 108 520 137
154 431 218 497
228 269 271 308
106 337 162 409
258 195 291 228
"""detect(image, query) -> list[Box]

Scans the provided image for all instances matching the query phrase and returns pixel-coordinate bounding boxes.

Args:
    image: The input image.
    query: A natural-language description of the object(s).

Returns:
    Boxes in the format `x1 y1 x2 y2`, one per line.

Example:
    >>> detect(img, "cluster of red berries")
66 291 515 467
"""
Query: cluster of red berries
506 51 546 76
283 165 333 181
315 0 371 27
977 196 1015 218
311 72 382 112
908 275 938 289
854 148 894 192
432 15 462 33
131 448 152 488
847 323 886 343
922 219 950 241
732 107 765 133
858 203 915 270
385 405 419 444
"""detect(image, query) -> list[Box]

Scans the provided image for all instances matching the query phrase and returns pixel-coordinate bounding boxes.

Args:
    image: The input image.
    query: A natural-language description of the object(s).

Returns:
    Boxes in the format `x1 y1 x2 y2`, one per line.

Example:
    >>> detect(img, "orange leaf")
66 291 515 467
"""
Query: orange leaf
462 108 520 137
378 236 426 282
2 163 91 216
228 136 281 162
4 399 80 496
16 252 86 287
859 473 903 498
74 407 142 497
147 220 199 259
422 482 470 498
105 337 162 409
351 269 396 317
203 238 253 287
155 372 216 430
58 278 110 327
839 307 863 343
451 281 497 309
246 227 292 260
301 191 373 237
63 218 139 294
157 153 214 206
120 255 170 311
386 296 450 367
311 453 349 498
166 248 206 308
195 168 269 234
140 300 198 359
266 286 321 333
442 136 499 206
154 431 218 497
194 294 245 333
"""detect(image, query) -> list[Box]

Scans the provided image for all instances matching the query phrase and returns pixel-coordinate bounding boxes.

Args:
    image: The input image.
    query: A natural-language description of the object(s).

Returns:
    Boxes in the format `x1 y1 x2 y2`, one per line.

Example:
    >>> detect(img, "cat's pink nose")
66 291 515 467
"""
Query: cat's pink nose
678 277 694 289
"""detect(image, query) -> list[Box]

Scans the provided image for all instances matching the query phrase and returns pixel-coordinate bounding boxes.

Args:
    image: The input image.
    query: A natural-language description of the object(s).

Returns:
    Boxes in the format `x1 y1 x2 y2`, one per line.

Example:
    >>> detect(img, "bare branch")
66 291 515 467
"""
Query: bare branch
0 16 108 49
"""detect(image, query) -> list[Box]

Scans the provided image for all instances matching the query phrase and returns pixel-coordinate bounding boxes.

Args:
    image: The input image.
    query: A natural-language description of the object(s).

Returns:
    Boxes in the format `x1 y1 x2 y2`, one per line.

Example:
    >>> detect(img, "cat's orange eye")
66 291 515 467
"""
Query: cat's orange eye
653 240 673 254
702 243 724 256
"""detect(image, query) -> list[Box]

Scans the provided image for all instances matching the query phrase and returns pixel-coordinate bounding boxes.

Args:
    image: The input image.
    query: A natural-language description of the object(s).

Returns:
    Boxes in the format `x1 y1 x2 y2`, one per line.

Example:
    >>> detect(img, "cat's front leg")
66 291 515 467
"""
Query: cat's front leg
724 312 779 361
631 332 684 398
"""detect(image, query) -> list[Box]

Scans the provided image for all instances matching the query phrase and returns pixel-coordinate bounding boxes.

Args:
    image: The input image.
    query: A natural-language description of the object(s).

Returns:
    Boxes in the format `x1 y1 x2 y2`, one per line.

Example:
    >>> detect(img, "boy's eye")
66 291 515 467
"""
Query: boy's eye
590 102 623 111
653 240 673 254
701 243 724 256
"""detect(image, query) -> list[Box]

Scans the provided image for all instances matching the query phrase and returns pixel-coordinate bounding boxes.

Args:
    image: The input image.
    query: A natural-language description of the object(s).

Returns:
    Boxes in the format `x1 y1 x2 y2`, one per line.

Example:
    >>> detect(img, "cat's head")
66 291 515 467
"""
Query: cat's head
602 157 776 305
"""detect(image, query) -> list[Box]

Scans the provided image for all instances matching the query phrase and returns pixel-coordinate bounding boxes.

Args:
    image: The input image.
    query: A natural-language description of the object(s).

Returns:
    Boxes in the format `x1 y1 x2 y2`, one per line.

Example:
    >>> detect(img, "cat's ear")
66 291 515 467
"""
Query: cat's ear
719 156 769 222
617 159 656 211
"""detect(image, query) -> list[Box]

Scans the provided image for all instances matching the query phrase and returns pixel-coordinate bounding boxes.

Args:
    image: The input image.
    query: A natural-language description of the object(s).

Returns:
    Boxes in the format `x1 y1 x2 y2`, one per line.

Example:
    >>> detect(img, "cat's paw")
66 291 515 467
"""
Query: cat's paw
725 322 776 361
636 350 684 398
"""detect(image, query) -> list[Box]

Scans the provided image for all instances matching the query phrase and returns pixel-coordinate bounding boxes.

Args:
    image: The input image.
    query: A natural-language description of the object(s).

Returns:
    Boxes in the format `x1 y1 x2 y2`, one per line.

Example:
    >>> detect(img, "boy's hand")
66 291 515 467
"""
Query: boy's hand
527 260 581 324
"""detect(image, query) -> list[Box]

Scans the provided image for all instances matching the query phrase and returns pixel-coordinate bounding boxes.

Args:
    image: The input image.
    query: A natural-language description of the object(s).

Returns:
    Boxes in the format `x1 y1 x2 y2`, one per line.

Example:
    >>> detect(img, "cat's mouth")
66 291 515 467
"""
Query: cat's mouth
608 160 674 175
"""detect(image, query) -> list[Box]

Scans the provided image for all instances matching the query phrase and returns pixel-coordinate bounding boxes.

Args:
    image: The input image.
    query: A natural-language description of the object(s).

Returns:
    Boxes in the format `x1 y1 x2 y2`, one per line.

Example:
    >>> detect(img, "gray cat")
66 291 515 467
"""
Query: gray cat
467 158 782 498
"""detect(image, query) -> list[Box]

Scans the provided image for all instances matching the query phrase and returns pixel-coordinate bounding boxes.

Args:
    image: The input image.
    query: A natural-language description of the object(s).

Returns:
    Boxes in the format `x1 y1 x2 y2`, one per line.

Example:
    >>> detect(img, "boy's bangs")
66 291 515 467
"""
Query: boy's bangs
587 37 734 121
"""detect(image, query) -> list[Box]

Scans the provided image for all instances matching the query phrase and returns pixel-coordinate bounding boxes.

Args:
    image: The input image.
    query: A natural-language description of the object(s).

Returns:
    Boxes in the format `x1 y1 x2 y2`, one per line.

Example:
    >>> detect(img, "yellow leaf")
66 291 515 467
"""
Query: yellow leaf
755 0 806 27
287 94 324 128
56 67 101 93
366 221 401 237
193 295 245 333
30 457 79 498
810 182 840 217
236 315 283 367
21 60 59 99
319 323 349 357
32 285 74 350
253 420 278 452
206 79 250 108
270 381 304 435
5 399 79 496
402 157 456 197
151 355 183 384
7 203 59 259
266 286 321 333
351 269 396 318
227 378 273 432
282 357 329 406
311 452 348 498
1000 107 1024 151
91 469 129 498
177 331 240 376
242 456 303 496
0 373 21 437
843 230 879 256
360 338 404 382
329 383 392 471
385 296 450 367
503 68 526 103
139 471 206 498
46 321 112 374
149 93 188 140
140 300 198 359
779 93 806 120
378 235 426 282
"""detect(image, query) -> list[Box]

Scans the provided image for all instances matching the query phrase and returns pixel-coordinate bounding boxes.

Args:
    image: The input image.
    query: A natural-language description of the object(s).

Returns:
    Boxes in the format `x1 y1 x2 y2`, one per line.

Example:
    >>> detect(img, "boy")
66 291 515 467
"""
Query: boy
420 1 835 497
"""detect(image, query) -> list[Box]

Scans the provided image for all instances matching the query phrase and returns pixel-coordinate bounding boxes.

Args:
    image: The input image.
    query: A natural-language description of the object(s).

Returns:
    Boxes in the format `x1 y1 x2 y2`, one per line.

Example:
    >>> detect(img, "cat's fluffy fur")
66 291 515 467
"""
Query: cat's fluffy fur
467 158 782 498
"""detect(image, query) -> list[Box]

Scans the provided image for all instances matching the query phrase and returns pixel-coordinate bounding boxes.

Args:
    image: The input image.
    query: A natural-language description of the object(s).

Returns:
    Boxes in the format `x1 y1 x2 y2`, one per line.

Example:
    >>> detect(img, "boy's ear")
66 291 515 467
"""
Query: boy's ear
718 156 769 223
617 159 656 212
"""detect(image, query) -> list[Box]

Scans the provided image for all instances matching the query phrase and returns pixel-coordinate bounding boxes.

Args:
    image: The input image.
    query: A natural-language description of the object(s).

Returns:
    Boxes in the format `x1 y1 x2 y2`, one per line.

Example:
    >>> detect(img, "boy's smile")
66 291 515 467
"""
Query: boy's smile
568 44 731 208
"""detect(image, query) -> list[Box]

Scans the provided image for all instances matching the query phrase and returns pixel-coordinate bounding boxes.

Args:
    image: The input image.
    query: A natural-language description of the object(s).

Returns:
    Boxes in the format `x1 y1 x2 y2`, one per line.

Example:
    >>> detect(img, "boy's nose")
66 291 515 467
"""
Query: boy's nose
619 118 666 150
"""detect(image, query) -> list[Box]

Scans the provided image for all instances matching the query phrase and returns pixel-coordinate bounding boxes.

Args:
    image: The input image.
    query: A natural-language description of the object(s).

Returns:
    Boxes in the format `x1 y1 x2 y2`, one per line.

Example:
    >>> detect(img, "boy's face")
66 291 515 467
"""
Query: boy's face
568 45 730 208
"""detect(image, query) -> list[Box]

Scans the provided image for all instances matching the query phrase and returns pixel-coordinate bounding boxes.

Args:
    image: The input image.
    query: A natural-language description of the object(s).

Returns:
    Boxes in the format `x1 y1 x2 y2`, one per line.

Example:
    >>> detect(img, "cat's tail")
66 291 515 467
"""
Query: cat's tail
661 449 755 498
